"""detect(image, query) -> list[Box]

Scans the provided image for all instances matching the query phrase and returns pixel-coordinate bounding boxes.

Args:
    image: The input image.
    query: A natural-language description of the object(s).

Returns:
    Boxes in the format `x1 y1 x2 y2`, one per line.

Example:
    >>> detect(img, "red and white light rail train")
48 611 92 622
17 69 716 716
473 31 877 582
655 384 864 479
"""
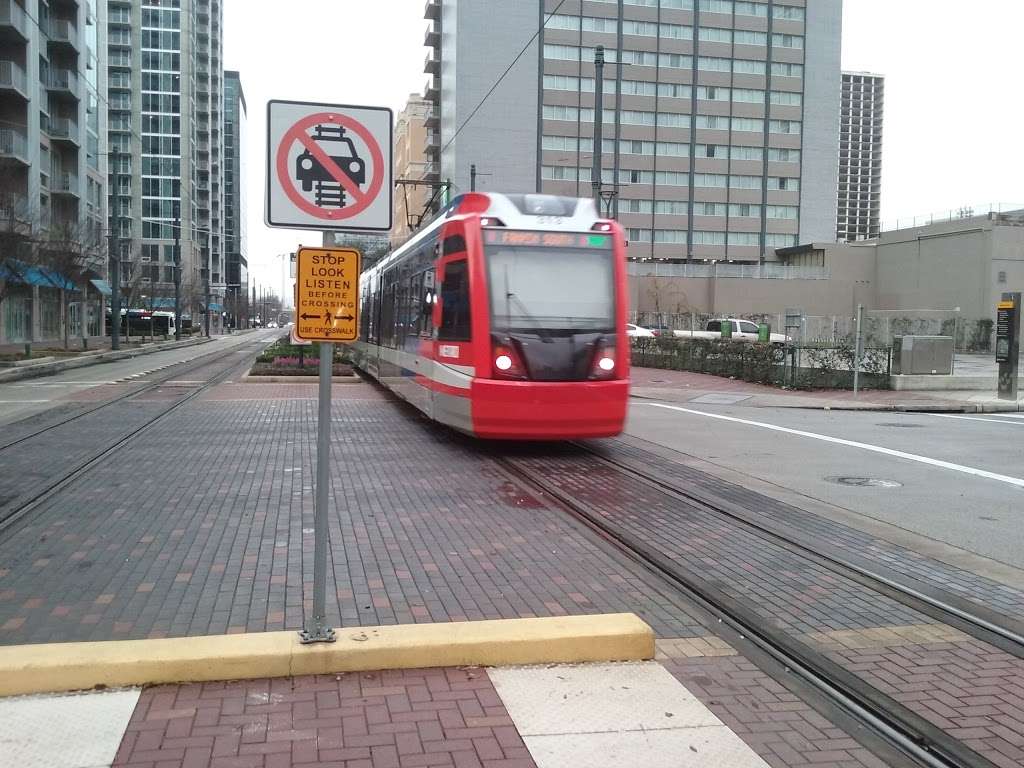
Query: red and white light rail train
348 192 630 440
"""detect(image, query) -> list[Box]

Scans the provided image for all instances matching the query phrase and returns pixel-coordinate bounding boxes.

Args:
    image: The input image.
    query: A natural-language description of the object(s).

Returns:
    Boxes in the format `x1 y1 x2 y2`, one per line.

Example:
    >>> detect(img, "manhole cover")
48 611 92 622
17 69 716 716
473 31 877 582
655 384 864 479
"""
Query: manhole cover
825 476 903 488
876 422 927 428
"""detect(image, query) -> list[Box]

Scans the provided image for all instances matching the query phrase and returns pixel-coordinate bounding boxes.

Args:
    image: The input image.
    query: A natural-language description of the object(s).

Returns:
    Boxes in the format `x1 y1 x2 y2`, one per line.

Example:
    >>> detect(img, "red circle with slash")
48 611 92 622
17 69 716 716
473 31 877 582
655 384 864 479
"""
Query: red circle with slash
275 112 385 221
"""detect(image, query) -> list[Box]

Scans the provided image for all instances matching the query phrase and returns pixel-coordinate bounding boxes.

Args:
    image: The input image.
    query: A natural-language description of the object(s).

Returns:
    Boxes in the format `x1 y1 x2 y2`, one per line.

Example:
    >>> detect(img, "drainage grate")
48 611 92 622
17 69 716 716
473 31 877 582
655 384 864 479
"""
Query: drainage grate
824 476 903 488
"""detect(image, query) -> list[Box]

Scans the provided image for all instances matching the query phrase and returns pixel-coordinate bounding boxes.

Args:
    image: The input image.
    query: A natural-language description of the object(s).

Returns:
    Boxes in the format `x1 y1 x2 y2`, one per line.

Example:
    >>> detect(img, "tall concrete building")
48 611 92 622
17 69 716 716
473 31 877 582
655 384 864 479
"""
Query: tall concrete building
393 93 432 245
0 0 107 344
423 0 842 263
106 0 225 323
837 71 882 242
223 69 246 326
0 0 106 250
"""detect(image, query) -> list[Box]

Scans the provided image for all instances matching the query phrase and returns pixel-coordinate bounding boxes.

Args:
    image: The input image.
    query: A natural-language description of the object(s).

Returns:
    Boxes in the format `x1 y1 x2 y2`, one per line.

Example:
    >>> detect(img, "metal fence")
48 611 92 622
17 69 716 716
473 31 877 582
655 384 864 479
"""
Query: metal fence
631 310 994 353
627 262 830 280
630 336 892 390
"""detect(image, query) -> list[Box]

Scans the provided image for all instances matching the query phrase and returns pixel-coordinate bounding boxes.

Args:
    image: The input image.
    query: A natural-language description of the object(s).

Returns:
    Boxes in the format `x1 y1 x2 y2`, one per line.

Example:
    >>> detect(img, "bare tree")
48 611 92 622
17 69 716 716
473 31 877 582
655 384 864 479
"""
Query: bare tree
0 189 40 320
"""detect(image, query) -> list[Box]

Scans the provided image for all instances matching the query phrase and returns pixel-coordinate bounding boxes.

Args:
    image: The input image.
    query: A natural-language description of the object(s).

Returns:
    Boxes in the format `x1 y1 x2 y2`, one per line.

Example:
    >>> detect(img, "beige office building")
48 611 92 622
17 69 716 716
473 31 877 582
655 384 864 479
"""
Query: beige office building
392 94 433 246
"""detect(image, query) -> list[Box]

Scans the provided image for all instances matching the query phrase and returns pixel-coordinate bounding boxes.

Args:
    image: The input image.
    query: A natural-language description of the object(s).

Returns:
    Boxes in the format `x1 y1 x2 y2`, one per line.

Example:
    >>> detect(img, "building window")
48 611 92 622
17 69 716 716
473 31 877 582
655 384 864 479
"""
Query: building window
693 231 727 245
733 59 767 75
729 232 760 246
729 204 761 218
694 202 726 216
773 4 805 21
772 34 804 50
734 1 768 17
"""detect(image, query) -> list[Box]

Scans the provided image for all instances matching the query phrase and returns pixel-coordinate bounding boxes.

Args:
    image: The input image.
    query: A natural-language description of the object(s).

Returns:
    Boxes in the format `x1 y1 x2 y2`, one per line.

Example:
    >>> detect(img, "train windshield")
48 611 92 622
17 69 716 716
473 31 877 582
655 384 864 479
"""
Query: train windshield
485 234 614 333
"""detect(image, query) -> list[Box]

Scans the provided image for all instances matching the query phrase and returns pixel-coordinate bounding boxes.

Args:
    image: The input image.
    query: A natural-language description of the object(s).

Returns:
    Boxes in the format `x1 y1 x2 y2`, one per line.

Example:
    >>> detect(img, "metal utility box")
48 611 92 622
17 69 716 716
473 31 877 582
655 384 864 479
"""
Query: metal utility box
891 336 954 375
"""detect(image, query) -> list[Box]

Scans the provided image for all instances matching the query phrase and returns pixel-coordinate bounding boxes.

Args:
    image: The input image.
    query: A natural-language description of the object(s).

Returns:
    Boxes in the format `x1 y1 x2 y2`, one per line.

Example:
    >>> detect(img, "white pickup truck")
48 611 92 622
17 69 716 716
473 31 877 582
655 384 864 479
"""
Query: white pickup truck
672 319 790 344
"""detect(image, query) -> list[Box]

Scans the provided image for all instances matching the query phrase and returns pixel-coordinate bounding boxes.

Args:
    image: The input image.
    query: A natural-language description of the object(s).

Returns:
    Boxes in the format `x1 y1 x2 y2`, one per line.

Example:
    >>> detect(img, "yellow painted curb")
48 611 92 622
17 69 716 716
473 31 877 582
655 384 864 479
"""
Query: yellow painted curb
0 614 653 697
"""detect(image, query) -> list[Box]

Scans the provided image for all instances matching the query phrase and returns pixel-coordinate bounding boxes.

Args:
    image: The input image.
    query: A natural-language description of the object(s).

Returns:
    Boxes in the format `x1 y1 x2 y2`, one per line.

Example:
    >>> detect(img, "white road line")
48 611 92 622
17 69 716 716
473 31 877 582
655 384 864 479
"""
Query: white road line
0 400 51 403
924 413 1024 426
643 402 1024 489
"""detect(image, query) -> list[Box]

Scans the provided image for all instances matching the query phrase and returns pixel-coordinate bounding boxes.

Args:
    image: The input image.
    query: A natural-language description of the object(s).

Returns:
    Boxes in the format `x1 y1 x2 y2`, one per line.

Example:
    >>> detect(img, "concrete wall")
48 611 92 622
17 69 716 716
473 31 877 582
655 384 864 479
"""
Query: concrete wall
441 0 540 195
630 246 876 317
990 224 1024 310
799 0 843 243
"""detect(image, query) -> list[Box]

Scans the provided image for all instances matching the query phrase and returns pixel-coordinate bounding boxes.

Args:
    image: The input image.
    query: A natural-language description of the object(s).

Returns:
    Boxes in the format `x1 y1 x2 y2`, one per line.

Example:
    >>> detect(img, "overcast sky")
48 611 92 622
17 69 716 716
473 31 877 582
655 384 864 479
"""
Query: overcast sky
225 0 1024 292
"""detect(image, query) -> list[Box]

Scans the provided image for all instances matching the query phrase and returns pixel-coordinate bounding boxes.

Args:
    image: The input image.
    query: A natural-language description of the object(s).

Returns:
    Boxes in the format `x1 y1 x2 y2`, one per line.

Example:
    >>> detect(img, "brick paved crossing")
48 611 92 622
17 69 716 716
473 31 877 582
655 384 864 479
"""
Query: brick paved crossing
113 667 536 768
0 383 704 643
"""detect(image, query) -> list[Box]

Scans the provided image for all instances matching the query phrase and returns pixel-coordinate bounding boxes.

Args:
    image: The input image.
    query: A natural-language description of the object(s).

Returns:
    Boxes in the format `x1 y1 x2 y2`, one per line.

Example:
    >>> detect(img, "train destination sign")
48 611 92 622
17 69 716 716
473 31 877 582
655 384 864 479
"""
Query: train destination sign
294 246 361 342
483 230 611 249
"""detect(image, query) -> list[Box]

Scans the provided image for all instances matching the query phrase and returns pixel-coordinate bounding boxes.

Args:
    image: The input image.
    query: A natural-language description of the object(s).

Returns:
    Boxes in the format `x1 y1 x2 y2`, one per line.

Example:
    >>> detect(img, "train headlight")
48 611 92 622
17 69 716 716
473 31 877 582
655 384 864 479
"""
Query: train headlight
495 354 513 371
598 356 615 372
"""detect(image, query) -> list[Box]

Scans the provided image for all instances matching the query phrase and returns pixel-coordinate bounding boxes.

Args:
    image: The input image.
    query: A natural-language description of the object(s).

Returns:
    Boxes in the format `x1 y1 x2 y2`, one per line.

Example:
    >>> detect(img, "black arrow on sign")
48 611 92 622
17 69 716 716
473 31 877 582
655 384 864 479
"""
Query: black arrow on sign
299 312 320 320
335 313 355 321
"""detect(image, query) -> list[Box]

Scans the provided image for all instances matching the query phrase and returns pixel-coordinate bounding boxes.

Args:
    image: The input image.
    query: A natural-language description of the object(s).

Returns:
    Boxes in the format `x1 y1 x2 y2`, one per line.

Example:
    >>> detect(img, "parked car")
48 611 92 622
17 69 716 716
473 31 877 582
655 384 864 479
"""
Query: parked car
645 326 675 337
626 323 656 338
672 318 790 344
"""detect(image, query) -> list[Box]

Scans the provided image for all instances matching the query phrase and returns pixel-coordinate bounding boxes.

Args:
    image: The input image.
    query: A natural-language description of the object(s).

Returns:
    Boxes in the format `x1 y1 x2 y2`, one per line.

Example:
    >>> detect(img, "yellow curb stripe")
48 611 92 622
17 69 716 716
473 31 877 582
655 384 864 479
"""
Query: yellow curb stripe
0 614 653 697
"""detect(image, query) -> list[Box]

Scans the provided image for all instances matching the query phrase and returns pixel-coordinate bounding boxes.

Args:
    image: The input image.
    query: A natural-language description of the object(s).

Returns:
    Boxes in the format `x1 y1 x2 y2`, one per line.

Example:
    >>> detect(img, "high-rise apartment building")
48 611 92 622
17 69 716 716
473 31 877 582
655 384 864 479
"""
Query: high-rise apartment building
106 0 224 323
223 69 246 326
0 0 106 251
837 70 882 241
393 93 432 245
423 0 842 262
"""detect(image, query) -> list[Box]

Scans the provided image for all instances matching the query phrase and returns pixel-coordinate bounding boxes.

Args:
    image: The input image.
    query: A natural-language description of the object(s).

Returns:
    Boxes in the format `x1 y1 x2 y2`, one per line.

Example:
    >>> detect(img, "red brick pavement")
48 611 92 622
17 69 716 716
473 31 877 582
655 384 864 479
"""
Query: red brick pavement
661 654 893 768
113 667 536 768
830 640 1024 768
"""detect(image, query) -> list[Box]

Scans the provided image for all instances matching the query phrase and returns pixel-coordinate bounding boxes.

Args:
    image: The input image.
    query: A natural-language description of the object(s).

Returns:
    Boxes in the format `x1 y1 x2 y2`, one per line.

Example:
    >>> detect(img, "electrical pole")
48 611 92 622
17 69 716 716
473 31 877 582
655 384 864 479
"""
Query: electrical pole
173 196 181 341
204 262 211 338
612 1 624 219
470 163 476 192
109 148 121 351
592 45 604 209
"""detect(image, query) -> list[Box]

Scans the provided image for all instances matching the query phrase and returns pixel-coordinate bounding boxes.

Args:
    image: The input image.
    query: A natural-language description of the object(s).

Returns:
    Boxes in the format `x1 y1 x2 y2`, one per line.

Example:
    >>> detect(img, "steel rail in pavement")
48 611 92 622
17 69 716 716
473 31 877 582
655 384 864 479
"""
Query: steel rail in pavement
495 452 998 768
0 334 278 453
574 441 1024 659
0 335 276 534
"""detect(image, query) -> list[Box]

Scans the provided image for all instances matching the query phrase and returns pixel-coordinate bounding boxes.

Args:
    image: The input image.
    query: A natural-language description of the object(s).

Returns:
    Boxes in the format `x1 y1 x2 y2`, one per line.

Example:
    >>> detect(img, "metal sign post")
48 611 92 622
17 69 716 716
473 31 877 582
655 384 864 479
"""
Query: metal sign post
293 246 361 644
853 303 865 394
996 292 1020 401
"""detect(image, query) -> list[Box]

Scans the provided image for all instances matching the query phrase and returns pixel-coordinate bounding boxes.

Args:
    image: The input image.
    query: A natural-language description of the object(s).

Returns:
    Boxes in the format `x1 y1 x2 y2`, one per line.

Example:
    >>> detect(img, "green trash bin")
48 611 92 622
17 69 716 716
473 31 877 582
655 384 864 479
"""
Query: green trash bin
758 323 771 343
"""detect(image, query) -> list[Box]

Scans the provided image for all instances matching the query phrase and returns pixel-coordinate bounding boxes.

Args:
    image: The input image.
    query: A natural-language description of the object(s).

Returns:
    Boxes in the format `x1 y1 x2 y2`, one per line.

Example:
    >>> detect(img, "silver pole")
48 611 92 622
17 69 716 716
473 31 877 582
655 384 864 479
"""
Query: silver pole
853 303 864 394
301 341 336 643
592 45 604 208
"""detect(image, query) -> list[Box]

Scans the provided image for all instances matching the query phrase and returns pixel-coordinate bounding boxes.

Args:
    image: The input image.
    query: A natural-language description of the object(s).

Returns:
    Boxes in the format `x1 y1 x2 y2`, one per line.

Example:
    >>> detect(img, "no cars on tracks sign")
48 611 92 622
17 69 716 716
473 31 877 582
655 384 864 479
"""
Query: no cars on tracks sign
266 100 393 232
294 246 361 342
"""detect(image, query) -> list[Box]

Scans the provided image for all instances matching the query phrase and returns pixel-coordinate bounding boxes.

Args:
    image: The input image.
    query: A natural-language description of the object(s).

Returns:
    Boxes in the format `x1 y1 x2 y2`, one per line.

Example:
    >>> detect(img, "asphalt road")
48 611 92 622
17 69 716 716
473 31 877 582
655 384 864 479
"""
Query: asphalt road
0 330 282 427
625 400 1024 570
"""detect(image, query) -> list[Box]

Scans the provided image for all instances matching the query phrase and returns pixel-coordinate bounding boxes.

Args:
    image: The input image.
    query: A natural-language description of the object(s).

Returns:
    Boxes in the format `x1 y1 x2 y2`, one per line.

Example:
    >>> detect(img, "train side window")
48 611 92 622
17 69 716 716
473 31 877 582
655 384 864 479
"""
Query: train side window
438 259 471 341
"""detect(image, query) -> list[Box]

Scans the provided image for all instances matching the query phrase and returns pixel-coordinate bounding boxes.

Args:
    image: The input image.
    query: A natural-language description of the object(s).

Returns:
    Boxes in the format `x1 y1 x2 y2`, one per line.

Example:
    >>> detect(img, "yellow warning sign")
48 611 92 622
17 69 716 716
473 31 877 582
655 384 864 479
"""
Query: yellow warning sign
294 246 361 342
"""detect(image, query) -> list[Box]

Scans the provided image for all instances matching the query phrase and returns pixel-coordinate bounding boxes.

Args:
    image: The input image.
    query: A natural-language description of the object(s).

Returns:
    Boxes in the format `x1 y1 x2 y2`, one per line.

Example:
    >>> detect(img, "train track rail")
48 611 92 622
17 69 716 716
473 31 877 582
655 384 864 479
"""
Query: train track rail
494 447 1009 768
0 334 276 533
0 336 270 453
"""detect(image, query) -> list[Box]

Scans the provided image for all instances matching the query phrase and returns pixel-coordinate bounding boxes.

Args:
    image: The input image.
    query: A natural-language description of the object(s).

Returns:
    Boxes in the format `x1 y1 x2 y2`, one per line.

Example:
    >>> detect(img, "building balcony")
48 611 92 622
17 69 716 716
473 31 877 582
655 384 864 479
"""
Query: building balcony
424 0 439 21
0 59 28 98
45 116 80 145
424 107 439 128
38 83 48 114
47 19 80 52
47 69 80 100
52 171 80 196
423 78 438 101
109 7 130 25
0 127 28 164
108 72 130 89
424 25 439 49
108 51 131 67
0 0 29 42
424 53 439 75
425 130 440 157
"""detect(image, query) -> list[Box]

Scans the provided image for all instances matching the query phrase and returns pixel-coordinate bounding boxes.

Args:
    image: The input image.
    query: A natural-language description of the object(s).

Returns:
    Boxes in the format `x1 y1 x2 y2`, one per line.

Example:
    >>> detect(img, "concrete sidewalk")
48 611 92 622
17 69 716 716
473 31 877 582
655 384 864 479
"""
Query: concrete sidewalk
630 367 1024 412
0 660 780 768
